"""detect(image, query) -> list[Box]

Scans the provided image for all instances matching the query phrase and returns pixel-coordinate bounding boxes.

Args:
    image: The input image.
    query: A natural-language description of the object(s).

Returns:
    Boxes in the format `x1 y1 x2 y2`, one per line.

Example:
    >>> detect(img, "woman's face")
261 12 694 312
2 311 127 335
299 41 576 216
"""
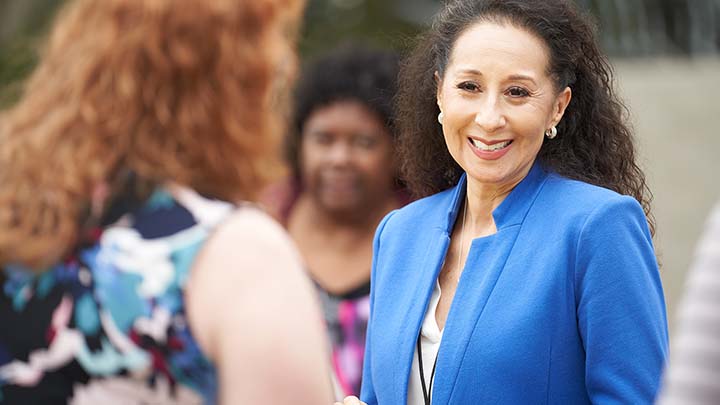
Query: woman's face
437 21 571 191
300 100 396 215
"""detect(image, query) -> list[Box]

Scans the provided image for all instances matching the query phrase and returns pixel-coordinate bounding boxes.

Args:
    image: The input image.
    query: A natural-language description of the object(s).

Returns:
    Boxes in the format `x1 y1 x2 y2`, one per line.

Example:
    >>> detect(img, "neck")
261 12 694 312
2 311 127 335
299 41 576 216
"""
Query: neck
464 171 527 236
296 192 398 234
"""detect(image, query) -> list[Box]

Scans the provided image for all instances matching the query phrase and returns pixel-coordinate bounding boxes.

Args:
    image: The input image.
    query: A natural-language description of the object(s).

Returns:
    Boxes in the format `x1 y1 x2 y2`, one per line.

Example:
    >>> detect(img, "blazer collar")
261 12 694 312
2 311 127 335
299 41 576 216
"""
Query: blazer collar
440 161 549 234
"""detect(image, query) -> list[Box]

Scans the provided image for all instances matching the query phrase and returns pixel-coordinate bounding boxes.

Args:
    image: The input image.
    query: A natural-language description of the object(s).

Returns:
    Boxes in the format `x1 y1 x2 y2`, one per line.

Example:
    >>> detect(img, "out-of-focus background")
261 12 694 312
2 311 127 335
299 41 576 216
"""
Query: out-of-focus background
1 0 719 331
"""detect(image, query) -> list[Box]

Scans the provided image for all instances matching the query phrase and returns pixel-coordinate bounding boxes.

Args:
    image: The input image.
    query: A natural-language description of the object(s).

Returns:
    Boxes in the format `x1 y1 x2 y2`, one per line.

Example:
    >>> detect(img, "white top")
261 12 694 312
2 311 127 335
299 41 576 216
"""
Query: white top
407 280 444 405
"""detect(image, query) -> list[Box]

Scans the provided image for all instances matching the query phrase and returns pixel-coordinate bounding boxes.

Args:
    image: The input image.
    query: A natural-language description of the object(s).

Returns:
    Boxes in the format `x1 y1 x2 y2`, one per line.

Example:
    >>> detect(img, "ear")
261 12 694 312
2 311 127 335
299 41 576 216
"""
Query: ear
434 71 444 110
551 86 572 127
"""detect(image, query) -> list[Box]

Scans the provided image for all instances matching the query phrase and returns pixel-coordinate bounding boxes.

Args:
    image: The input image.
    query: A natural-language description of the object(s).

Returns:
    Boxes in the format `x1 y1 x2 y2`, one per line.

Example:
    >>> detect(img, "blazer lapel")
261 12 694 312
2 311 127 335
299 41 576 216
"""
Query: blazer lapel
387 180 466 405
431 225 522 404
392 231 449 404
431 163 549 404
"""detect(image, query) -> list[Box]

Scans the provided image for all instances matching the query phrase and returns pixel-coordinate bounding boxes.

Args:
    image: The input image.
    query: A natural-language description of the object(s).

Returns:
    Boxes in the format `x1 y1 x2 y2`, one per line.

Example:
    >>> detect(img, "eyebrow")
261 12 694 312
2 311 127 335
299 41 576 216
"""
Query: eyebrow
455 69 538 85
457 68 482 75
507 74 537 84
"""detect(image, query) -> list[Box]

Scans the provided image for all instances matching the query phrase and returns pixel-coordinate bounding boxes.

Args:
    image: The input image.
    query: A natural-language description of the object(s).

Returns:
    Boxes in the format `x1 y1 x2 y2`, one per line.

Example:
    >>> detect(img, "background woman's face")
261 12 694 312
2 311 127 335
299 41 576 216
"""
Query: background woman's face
300 100 396 215
437 21 570 190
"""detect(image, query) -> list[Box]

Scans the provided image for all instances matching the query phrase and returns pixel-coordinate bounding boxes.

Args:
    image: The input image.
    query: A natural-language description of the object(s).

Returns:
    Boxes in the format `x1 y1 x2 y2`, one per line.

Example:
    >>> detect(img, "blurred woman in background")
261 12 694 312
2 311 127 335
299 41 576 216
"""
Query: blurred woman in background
0 0 333 403
266 44 407 397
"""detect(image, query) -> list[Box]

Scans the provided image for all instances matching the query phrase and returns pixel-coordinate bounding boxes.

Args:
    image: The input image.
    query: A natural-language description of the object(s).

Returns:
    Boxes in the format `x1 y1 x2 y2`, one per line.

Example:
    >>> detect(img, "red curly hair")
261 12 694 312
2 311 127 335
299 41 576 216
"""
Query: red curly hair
0 0 304 269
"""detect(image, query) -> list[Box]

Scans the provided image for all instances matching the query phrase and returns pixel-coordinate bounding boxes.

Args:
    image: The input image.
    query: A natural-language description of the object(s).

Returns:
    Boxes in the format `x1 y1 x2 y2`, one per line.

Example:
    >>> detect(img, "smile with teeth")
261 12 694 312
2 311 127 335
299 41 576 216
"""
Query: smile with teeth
470 138 513 151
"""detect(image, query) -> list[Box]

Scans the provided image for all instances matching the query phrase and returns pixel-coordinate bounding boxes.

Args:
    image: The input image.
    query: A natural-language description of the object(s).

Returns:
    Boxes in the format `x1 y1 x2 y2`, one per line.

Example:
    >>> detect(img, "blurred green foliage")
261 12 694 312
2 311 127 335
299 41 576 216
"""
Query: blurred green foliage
0 0 426 108
0 38 39 107
300 0 424 56
0 0 65 107
1 0 717 108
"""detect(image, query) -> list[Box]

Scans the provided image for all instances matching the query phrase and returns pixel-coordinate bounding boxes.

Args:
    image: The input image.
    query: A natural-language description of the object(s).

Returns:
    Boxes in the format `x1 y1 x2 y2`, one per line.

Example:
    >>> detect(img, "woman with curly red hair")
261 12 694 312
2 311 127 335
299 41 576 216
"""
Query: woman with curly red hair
0 0 333 403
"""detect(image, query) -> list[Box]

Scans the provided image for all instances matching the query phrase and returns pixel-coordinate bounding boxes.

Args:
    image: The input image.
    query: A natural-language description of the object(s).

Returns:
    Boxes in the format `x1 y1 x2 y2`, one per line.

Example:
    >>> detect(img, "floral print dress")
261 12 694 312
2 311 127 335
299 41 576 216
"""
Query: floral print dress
0 187 233 404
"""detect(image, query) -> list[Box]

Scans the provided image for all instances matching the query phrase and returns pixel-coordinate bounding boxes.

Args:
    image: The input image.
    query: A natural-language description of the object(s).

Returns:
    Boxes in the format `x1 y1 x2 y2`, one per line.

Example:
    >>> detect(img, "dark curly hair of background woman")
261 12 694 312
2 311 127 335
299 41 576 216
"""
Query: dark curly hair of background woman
286 43 400 180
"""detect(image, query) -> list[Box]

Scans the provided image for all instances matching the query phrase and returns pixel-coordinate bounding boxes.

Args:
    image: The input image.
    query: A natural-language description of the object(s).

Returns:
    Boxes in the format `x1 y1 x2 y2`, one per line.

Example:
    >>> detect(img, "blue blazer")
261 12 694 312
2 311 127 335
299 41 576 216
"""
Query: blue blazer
360 163 668 404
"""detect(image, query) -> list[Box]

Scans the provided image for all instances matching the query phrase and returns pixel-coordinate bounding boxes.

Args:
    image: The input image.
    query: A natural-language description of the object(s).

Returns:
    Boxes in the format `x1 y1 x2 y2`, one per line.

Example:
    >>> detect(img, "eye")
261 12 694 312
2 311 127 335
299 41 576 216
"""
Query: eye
309 131 333 145
506 86 530 98
456 81 480 92
353 134 378 149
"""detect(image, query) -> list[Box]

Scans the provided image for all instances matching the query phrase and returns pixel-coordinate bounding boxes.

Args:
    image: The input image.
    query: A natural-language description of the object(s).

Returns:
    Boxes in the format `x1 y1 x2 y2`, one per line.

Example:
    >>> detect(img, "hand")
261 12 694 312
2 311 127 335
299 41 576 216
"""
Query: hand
334 395 368 405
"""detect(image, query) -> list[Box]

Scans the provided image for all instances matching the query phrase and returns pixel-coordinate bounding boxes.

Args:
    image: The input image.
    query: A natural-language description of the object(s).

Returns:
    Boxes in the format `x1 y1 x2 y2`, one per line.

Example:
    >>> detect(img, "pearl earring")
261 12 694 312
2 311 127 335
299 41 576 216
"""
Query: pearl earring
545 126 557 139
438 112 444 124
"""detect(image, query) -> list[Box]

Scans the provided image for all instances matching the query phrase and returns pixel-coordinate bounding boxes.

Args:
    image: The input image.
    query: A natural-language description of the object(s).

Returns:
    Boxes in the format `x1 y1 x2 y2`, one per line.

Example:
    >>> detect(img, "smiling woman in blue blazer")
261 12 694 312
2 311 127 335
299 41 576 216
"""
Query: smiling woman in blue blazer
334 1 668 405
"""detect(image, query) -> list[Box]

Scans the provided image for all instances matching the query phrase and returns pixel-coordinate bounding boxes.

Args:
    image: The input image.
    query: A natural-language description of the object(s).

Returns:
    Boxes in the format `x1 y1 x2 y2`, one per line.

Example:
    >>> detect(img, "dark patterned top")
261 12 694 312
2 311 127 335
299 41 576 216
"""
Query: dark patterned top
0 187 233 404
317 280 370 397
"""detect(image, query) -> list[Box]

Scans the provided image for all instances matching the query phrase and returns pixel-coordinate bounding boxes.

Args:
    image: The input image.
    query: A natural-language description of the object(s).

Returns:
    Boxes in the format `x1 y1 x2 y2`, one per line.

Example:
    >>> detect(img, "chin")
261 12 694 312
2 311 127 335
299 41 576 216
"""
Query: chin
320 199 360 215
465 161 533 187
465 168 508 184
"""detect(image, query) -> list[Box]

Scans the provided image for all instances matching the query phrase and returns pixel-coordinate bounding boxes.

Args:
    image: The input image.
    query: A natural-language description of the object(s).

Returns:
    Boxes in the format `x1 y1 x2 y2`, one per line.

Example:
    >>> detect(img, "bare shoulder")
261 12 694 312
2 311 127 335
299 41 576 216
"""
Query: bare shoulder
195 205 306 283
186 206 333 403
185 205 310 356
208 205 300 260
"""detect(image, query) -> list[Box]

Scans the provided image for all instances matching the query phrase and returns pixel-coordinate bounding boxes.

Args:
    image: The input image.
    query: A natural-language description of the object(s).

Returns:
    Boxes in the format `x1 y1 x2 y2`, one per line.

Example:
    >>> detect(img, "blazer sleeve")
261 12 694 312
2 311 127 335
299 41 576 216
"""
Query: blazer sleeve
360 210 395 405
574 195 669 404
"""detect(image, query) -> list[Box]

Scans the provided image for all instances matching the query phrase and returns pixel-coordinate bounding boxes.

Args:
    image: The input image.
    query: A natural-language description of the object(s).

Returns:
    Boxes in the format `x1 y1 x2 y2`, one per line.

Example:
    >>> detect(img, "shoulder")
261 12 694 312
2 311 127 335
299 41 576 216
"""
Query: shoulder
185 206 308 354
544 173 631 208
379 187 455 231
519 173 654 264
185 206 334 403
211 204 297 250
539 176 656 272
539 173 647 227
192 205 304 288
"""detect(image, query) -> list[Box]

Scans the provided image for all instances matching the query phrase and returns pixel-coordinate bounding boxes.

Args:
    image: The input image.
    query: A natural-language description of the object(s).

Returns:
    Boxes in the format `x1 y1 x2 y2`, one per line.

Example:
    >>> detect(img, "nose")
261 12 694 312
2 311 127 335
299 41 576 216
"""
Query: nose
326 141 352 166
474 95 507 132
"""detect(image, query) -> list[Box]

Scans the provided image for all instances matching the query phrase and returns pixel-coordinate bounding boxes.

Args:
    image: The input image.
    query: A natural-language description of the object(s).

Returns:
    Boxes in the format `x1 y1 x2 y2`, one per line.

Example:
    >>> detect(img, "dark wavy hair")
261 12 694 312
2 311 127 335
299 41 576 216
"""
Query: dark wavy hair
286 43 400 180
396 0 654 234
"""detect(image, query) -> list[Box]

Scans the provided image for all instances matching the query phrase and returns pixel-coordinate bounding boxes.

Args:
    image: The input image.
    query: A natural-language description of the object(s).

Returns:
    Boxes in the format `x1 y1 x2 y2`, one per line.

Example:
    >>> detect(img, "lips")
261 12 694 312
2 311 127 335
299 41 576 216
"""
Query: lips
319 172 360 193
469 138 513 151
467 137 514 160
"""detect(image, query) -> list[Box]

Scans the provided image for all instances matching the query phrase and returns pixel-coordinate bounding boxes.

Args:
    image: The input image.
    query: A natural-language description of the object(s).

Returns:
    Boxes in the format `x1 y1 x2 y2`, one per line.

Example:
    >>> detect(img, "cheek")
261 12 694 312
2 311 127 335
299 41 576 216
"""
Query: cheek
506 101 551 136
442 128 466 160
299 141 321 179
358 148 396 179
524 100 556 127
441 100 476 139
518 116 549 142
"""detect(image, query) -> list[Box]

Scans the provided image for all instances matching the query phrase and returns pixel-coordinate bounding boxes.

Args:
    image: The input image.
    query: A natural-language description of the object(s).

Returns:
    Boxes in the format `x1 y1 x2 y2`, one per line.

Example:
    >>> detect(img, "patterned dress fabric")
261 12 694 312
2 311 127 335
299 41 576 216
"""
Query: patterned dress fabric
317 281 370 397
0 187 233 404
